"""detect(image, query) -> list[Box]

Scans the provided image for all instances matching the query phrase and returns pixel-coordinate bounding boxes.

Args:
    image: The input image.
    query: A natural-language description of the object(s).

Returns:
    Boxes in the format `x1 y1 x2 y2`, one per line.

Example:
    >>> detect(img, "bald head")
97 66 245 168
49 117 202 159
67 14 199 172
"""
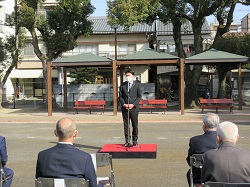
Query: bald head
217 121 239 144
55 118 77 141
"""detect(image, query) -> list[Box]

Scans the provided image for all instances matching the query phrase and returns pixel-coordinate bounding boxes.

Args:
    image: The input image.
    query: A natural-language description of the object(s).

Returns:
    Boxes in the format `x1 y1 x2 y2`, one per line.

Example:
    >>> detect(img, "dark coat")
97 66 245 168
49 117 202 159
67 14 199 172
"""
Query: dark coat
119 80 142 109
186 131 218 184
36 143 98 187
202 142 250 183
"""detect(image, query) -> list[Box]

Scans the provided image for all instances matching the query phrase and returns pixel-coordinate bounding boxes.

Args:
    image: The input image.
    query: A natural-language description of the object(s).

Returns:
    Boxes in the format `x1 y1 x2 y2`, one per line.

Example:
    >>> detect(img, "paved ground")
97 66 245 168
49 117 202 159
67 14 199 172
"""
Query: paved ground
0 106 250 187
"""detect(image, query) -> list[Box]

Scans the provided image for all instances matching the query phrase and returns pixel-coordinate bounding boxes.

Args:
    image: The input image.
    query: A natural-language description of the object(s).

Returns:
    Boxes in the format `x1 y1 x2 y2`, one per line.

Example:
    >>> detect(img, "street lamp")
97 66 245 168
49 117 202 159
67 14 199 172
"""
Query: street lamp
111 24 118 60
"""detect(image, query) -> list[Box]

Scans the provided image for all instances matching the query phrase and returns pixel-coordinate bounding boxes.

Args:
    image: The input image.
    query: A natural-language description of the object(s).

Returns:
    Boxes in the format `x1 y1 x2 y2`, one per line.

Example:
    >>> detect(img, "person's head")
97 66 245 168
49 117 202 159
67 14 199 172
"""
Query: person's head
54 118 78 142
217 121 239 144
202 113 220 132
125 69 134 83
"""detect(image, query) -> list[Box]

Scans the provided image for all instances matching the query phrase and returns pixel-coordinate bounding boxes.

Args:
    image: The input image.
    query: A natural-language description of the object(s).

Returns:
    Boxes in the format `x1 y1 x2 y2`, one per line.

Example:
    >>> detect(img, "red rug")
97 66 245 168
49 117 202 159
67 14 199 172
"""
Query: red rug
99 144 157 159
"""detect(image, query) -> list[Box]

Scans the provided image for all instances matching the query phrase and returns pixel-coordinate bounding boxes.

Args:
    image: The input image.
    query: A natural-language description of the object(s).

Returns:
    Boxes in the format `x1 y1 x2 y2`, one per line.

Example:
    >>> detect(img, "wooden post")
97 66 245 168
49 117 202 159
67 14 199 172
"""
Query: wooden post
238 63 242 110
47 61 52 116
113 60 118 116
63 67 68 112
180 59 185 115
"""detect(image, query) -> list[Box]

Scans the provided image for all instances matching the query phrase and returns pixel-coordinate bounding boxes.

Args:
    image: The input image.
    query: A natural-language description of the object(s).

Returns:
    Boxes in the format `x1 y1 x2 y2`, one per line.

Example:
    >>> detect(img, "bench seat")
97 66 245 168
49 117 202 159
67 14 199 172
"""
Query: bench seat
200 99 234 113
139 99 167 114
73 100 106 114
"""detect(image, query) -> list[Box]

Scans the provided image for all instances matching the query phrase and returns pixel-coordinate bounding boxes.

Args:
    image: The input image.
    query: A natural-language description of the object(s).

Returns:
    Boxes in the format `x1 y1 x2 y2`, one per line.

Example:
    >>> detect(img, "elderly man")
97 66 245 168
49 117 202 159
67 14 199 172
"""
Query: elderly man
202 121 250 183
36 118 102 187
186 113 220 186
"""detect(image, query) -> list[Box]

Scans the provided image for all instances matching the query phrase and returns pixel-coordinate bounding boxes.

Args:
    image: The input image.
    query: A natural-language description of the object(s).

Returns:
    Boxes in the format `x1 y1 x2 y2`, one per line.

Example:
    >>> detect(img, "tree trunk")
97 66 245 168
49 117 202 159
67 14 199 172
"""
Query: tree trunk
212 2 236 98
172 19 186 58
217 71 227 98
0 82 3 108
184 20 203 108
0 52 18 108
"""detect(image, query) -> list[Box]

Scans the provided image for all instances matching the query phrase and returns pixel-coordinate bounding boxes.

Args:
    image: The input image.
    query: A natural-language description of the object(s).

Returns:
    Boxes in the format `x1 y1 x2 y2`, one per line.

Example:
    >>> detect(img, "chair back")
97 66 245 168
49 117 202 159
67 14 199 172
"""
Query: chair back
190 154 203 168
189 154 203 187
204 181 250 187
91 153 115 187
35 178 89 187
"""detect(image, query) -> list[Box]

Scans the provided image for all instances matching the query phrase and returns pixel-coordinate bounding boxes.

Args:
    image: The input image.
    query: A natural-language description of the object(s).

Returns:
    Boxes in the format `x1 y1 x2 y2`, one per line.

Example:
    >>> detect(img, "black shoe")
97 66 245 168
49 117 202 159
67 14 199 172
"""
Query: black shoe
133 142 138 147
124 143 130 147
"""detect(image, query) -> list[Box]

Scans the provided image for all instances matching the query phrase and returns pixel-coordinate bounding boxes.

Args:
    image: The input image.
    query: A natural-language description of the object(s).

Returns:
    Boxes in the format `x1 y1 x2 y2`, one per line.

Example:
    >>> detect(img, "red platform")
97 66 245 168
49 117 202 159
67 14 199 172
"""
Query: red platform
99 144 157 159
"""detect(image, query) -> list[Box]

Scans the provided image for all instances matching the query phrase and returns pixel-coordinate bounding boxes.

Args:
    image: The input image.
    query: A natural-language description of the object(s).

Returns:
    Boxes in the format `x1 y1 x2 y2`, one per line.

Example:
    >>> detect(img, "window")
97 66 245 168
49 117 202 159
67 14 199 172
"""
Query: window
23 43 35 56
119 44 136 55
71 45 98 55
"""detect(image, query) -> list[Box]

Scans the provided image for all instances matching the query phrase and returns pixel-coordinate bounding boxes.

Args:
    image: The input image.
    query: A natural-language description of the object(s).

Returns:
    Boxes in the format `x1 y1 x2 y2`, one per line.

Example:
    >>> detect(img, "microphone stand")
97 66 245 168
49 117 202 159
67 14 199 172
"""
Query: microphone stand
127 82 131 147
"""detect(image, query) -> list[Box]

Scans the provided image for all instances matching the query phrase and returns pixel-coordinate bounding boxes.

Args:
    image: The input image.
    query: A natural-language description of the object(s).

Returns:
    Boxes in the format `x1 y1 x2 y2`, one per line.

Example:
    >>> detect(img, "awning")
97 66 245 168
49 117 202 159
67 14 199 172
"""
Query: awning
10 69 58 78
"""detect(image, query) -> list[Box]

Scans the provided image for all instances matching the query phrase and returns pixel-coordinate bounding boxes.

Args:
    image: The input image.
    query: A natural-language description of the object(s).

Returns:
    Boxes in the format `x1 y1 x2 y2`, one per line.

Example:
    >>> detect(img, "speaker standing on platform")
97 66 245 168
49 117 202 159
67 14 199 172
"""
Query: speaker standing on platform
119 69 142 147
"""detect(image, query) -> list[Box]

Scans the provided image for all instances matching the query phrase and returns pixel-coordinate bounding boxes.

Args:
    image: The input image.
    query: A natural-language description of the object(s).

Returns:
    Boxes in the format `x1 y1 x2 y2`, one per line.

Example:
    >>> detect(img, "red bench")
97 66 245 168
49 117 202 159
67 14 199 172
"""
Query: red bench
200 98 234 113
73 100 106 114
139 99 168 114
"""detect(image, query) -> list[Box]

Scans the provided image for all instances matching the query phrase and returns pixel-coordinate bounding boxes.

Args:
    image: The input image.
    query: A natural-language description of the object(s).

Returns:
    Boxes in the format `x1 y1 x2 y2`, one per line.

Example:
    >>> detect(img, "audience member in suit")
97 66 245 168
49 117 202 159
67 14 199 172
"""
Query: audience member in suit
119 69 142 147
202 121 250 183
186 113 220 186
36 118 103 187
0 136 14 187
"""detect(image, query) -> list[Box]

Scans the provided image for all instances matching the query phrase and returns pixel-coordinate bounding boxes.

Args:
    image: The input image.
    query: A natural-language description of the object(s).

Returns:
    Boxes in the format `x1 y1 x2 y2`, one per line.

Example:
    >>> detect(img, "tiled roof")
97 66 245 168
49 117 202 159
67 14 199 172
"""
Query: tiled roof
157 20 210 35
119 48 179 60
89 16 210 35
89 17 153 34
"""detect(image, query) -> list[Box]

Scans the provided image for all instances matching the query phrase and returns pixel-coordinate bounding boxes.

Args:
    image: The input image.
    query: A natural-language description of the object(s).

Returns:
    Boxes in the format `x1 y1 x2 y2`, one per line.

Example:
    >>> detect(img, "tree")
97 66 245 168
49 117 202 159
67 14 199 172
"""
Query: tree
18 0 94 106
0 7 25 108
67 68 98 84
107 0 223 108
211 0 250 98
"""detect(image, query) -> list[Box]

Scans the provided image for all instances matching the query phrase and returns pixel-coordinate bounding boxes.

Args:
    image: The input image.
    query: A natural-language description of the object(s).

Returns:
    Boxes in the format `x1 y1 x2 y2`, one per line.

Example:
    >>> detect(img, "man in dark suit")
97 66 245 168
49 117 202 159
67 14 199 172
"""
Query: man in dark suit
36 118 102 187
186 113 220 186
202 121 250 183
119 69 142 147
0 136 14 187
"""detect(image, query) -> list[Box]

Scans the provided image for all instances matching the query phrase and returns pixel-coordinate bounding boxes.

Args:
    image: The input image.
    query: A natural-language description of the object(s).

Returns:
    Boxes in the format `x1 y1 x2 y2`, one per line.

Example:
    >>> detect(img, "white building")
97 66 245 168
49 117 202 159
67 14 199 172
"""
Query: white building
0 0 15 102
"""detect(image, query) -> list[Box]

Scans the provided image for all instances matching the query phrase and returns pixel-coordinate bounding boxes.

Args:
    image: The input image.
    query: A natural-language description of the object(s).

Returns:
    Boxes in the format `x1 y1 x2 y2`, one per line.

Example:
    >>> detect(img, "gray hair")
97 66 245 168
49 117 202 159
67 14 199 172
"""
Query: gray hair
56 118 77 139
203 113 220 129
217 121 238 143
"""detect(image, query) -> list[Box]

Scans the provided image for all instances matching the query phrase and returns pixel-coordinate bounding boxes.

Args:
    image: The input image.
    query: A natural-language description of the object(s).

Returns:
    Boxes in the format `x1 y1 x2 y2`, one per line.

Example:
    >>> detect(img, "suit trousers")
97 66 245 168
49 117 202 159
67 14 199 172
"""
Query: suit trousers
122 107 139 143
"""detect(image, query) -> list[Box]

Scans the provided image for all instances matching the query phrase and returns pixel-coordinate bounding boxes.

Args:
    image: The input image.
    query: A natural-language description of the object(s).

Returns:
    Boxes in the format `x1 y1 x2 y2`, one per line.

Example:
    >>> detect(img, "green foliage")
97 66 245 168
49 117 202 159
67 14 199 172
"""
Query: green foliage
107 0 160 28
18 0 95 60
213 33 250 69
67 68 98 84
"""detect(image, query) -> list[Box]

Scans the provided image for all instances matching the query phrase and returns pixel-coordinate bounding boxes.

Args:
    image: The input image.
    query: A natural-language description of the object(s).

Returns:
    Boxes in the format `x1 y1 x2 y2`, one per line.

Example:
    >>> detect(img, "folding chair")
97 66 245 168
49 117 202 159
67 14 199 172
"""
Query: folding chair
190 154 203 187
203 181 250 187
35 178 89 187
91 153 115 187
0 156 9 187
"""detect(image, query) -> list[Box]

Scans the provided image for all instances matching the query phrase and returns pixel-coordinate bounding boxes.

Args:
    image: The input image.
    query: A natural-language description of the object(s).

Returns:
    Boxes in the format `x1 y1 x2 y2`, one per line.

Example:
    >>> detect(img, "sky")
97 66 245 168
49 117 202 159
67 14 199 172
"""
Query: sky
91 0 250 23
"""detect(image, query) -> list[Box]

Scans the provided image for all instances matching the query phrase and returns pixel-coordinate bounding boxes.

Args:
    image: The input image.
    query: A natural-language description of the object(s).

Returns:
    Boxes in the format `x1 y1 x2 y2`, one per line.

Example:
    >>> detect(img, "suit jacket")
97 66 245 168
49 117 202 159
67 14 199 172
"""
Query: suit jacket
0 136 8 167
186 131 218 183
202 142 250 183
119 80 142 109
36 143 98 187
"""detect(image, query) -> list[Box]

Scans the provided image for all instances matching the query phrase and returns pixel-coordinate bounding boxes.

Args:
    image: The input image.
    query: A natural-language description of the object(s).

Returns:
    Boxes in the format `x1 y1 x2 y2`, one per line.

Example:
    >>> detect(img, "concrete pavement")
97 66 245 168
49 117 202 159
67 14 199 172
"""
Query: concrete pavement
0 107 250 187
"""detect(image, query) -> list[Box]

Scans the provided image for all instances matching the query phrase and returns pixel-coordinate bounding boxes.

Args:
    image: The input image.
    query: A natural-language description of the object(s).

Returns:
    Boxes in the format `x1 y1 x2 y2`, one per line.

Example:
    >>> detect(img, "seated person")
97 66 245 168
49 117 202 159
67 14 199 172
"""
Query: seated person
0 135 14 187
36 117 103 187
186 113 219 186
202 121 250 183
